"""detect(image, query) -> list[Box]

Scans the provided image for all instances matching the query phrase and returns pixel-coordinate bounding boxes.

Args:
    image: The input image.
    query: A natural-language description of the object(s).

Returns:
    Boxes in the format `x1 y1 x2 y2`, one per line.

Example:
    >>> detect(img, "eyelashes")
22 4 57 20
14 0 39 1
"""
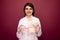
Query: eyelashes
25 8 33 10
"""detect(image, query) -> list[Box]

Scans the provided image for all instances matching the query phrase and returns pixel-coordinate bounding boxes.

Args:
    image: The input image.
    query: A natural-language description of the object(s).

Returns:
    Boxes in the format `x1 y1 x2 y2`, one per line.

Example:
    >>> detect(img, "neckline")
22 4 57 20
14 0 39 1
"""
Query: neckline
25 15 34 22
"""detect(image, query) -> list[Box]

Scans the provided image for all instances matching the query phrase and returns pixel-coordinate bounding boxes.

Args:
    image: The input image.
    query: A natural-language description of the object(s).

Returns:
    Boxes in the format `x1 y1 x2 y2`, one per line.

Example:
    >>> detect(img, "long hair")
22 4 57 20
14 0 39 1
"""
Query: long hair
23 3 35 16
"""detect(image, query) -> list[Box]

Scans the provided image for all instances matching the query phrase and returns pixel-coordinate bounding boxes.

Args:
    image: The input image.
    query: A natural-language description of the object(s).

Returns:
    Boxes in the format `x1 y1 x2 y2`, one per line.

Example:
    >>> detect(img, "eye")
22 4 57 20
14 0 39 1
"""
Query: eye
30 8 33 10
25 8 28 10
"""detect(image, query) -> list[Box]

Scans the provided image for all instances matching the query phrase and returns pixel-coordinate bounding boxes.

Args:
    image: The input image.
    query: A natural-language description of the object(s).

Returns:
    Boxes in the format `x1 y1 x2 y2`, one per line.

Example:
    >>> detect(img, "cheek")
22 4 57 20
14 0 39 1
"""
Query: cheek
30 10 33 13
29 10 33 14
31 10 34 13
25 10 33 13
25 10 28 13
25 9 33 14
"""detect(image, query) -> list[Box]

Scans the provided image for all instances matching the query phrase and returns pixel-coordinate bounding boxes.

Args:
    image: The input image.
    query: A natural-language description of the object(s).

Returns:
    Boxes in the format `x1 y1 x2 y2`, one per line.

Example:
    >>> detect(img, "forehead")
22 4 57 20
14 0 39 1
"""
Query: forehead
25 6 32 8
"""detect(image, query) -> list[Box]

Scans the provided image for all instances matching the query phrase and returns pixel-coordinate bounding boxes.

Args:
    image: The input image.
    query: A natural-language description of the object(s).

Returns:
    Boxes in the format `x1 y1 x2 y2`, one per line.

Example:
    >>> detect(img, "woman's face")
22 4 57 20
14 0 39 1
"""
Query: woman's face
25 6 33 16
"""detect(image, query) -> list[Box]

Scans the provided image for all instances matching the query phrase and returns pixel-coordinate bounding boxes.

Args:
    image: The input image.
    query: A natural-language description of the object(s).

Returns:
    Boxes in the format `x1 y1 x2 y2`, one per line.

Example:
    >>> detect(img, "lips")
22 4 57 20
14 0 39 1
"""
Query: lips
27 11 31 14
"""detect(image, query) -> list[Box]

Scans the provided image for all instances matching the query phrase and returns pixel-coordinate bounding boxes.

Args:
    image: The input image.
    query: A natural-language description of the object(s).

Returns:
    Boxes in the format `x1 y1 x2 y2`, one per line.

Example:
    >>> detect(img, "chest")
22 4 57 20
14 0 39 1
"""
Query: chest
22 18 37 28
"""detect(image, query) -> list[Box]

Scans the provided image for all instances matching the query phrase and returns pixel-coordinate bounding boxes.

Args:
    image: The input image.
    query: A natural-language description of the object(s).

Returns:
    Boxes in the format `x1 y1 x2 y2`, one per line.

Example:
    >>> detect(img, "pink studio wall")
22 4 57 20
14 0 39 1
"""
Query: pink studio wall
0 0 60 40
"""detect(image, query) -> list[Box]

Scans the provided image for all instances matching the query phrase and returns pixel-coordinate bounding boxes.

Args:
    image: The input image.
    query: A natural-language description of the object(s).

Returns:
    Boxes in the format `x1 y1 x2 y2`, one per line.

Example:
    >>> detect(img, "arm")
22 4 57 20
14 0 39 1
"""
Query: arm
16 25 23 39
35 19 42 37
16 20 23 39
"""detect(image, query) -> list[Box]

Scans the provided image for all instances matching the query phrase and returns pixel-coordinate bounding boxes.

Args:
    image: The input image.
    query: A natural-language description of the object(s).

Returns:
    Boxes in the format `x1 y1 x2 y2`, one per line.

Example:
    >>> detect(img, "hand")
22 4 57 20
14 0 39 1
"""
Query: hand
28 27 35 33
35 26 40 32
17 27 21 33
17 25 25 33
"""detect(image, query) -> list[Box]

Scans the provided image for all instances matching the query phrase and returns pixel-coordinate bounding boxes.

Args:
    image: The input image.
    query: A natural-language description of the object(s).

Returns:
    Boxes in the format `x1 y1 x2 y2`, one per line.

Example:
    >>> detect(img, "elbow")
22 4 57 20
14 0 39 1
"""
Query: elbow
37 31 42 37
16 32 20 39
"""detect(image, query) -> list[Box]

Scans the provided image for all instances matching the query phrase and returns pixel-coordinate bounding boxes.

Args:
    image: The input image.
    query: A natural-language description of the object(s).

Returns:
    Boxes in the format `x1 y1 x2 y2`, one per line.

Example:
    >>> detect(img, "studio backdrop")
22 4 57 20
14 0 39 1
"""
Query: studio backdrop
0 0 60 40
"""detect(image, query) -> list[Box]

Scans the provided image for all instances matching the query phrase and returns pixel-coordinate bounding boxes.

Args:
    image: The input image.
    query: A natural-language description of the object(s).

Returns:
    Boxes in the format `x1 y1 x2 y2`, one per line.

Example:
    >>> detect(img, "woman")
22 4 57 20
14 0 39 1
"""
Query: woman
16 3 42 40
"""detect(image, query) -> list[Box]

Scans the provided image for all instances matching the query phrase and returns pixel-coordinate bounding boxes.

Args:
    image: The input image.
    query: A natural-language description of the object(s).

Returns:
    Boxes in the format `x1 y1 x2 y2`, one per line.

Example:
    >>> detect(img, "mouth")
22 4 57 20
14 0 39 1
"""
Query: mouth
27 11 31 14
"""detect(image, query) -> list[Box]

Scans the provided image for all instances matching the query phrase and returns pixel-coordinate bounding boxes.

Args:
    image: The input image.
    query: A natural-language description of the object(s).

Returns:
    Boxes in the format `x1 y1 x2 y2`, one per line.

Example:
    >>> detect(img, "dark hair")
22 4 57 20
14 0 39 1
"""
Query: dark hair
24 3 35 16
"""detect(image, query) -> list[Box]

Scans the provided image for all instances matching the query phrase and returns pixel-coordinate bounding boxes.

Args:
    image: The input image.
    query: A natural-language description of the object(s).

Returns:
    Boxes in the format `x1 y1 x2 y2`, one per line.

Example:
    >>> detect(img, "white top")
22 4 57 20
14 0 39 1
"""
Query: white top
16 16 42 40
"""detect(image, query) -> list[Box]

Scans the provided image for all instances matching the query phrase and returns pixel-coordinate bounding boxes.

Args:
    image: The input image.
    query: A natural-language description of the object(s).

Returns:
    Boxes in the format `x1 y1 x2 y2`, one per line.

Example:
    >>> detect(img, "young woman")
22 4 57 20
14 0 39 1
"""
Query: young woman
16 3 42 40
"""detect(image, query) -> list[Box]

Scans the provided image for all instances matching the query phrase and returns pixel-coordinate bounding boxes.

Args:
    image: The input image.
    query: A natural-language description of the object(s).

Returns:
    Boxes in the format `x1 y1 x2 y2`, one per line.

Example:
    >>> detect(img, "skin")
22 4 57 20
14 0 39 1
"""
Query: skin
25 6 39 32
25 6 34 21
25 6 33 17
17 6 39 33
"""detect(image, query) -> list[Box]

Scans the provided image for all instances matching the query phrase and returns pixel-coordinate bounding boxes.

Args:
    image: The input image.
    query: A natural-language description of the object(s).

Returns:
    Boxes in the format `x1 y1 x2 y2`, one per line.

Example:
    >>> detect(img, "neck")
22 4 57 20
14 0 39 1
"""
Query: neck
26 15 33 21
26 15 32 18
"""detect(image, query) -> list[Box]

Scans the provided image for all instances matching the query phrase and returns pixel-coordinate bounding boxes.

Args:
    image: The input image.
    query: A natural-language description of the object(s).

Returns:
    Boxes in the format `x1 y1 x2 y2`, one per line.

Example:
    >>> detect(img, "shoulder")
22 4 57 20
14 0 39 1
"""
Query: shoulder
33 16 40 21
19 17 26 22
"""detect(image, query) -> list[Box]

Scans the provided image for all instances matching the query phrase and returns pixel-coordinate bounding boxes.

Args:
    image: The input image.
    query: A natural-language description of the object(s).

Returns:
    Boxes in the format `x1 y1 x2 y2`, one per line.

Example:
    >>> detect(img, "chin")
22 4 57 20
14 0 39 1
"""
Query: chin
27 14 31 16
27 14 32 16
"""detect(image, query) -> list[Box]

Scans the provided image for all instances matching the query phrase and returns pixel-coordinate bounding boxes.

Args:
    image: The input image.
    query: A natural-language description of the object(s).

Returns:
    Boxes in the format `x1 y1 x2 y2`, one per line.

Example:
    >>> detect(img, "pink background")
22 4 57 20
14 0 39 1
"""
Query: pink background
0 0 60 40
